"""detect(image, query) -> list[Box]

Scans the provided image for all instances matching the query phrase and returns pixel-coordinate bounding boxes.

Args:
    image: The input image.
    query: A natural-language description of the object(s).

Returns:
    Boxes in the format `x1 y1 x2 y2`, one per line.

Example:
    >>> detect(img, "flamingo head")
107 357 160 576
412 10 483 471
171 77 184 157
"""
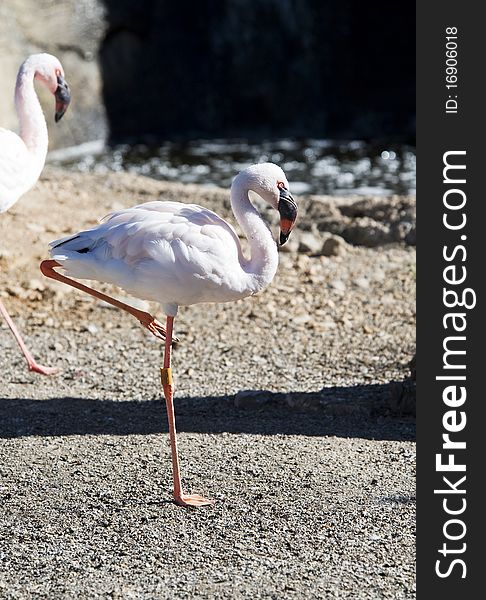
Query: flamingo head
32 54 71 122
242 163 298 246
276 181 298 245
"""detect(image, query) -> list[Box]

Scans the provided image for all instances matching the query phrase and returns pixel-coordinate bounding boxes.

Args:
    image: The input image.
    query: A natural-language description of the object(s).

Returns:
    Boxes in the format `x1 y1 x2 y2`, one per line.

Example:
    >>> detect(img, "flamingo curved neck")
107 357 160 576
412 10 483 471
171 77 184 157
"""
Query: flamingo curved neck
230 176 279 293
15 61 48 163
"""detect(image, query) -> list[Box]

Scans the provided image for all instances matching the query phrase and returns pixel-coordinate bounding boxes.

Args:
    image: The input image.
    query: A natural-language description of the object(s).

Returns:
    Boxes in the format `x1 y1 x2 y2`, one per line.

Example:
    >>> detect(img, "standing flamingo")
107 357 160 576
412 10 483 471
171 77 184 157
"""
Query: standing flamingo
40 163 297 507
0 53 71 375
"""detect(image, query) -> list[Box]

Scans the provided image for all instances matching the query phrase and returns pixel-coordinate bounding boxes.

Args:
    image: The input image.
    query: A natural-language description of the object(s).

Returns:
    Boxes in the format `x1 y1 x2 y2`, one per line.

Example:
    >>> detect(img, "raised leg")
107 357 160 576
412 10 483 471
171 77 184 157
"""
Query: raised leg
0 298 57 375
40 260 174 342
161 315 215 507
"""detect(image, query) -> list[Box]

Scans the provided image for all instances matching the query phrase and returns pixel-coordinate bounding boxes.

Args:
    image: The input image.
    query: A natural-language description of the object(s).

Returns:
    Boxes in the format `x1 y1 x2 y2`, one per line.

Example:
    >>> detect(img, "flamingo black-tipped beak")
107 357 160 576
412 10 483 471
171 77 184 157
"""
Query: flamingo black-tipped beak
54 75 71 122
277 184 297 246
279 229 291 245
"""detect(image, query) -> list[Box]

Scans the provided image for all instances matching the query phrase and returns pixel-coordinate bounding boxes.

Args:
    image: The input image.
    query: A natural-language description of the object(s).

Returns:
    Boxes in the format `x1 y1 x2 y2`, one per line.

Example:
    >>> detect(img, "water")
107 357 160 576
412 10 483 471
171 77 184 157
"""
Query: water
48 139 416 197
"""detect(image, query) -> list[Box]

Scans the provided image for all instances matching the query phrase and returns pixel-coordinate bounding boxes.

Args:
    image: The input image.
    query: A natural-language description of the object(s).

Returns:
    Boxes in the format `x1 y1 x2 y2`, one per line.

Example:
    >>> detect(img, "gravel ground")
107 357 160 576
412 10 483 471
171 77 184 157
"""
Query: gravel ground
1 168 416 599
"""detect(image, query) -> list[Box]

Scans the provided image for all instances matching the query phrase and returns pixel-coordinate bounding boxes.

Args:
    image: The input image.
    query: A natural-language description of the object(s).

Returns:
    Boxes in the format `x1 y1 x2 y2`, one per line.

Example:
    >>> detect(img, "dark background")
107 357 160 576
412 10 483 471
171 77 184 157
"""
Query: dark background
99 0 415 144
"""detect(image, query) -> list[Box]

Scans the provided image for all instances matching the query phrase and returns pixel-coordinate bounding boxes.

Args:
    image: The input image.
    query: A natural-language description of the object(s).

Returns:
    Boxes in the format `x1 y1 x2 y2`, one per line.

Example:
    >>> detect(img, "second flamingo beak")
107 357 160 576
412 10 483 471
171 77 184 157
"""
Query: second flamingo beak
54 75 71 122
277 185 297 245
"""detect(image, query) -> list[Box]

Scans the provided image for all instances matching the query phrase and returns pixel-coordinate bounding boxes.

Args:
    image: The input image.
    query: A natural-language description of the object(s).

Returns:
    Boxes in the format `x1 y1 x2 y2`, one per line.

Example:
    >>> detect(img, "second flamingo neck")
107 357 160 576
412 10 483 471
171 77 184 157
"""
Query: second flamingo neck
231 182 279 292
15 65 48 161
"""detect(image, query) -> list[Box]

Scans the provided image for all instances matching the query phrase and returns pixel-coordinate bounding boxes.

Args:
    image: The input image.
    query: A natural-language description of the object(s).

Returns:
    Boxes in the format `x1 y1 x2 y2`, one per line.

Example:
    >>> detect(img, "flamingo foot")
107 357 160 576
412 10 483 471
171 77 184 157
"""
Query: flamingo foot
28 361 58 376
174 493 216 508
1 298 58 376
145 318 169 341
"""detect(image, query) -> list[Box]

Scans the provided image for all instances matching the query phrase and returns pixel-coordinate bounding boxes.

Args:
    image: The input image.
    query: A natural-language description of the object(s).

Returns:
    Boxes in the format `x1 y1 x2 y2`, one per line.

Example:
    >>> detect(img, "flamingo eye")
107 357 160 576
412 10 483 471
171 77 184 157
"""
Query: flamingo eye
277 181 286 190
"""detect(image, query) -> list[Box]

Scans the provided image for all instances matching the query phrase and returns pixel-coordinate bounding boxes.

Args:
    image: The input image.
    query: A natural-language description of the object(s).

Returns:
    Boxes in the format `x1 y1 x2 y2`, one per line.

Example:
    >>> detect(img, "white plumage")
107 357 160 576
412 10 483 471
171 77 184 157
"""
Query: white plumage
50 163 296 317
51 201 249 312
0 130 40 213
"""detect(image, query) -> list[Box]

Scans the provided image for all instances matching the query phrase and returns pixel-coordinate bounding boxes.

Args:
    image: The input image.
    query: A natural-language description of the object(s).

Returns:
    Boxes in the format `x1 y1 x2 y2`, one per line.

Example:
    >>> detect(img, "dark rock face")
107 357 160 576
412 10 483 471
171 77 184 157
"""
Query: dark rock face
100 0 415 143
0 0 107 149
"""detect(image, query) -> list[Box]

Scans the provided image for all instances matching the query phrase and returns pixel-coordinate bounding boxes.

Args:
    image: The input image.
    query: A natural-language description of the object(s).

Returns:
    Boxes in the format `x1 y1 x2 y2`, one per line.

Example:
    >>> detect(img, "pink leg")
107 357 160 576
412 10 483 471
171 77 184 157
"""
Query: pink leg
40 260 174 342
161 315 215 507
0 298 57 375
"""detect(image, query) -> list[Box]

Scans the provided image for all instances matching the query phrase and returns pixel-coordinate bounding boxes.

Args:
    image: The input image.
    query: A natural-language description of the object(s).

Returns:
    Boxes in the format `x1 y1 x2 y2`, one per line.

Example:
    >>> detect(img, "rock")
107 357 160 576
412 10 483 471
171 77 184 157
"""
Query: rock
330 279 346 292
6 285 25 298
49 341 64 352
25 278 45 292
296 254 311 269
309 196 416 247
297 232 322 254
234 390 270 408
293 314 311 326
321 235 347 257
26 223 45 233
342 220 391 247
354 277 370 289
372 268 386 282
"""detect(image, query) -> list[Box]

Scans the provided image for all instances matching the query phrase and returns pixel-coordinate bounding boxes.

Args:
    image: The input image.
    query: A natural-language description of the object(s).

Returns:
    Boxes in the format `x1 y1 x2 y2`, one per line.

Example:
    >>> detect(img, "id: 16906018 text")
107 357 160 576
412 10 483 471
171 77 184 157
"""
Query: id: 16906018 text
445 27 458 114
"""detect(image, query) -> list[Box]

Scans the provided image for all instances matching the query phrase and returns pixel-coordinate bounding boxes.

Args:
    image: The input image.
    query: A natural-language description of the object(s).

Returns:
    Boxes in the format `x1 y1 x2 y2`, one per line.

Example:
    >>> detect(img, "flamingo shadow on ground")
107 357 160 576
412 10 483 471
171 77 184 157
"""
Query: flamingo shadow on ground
0 383 415 441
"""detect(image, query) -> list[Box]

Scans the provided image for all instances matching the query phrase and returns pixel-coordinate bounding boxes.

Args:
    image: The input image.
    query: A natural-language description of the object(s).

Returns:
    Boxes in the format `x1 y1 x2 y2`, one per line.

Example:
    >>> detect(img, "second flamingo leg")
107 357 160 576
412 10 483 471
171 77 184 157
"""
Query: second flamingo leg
161 315 215 507
0 298 58 375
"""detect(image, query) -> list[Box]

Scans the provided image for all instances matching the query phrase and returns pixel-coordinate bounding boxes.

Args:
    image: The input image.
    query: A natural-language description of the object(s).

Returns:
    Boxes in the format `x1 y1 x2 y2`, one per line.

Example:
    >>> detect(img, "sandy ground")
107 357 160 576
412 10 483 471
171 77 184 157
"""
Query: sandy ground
1 167 416 599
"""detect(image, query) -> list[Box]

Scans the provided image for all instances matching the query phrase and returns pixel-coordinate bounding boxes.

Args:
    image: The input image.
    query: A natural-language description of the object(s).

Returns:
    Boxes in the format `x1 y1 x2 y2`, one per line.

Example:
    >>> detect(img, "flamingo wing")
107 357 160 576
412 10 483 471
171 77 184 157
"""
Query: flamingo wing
50 201 248 306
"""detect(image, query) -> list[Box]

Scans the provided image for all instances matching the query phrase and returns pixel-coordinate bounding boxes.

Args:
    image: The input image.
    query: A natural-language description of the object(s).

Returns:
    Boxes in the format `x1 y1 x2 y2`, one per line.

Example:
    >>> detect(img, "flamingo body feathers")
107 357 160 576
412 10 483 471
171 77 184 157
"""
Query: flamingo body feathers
48 163 295 318
50 201 257 315
0 129 41 213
